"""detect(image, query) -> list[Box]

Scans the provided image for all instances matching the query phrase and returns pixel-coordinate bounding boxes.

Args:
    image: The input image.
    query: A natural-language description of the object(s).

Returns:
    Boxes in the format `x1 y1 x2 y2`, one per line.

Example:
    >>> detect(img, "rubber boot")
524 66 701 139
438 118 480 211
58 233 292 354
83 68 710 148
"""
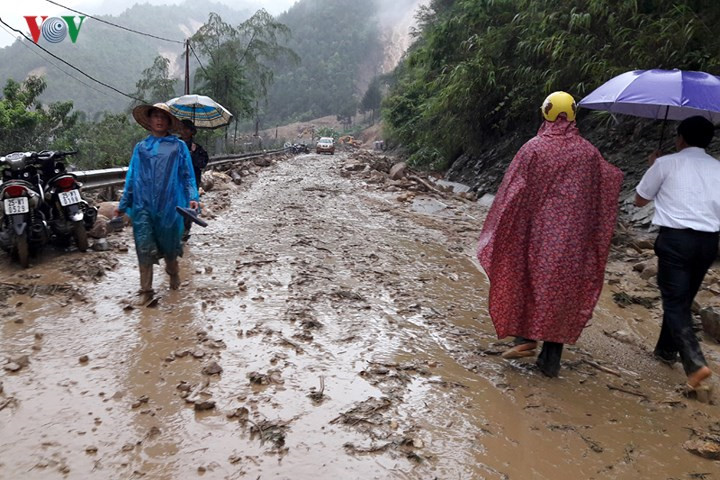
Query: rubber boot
166 259 180 290
136 264 154 305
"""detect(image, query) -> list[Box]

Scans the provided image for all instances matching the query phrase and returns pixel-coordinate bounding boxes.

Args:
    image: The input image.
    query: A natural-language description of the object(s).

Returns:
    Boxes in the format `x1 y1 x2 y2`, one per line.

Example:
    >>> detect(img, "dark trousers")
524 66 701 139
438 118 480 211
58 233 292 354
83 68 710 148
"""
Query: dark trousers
194 168 202 190
654 227 718 375
514 337 564 377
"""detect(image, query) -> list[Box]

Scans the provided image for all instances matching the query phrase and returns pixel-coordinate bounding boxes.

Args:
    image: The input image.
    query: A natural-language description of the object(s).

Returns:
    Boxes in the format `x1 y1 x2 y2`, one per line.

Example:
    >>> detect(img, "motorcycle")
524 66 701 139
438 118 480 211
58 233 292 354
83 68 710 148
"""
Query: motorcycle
291 143 310 154
0 152 51 267
39 150 97 252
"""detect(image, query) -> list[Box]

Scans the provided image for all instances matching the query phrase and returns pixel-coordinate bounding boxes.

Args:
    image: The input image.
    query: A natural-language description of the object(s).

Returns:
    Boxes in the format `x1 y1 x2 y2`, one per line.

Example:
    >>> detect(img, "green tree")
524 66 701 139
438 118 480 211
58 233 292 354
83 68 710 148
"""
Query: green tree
132 55 179 107
383 0 720 168
0 77 47 152
190 10 297 122
360 77 382 123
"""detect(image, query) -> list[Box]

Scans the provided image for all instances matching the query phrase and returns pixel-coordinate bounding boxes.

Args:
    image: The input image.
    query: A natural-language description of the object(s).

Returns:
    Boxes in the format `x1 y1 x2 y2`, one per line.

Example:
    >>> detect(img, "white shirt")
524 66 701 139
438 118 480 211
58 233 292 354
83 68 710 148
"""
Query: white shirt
636 146 720 232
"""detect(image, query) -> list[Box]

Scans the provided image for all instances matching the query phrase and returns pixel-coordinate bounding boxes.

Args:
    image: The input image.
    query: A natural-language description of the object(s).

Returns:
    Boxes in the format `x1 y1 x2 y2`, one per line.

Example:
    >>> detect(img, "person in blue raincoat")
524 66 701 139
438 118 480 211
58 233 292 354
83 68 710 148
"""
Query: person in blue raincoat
115 103 199 301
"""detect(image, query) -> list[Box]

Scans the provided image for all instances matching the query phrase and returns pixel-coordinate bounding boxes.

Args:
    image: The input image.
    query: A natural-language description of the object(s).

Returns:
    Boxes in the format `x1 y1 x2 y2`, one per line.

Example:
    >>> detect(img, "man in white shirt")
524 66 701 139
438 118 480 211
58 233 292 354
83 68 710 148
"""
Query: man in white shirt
635 115 719 398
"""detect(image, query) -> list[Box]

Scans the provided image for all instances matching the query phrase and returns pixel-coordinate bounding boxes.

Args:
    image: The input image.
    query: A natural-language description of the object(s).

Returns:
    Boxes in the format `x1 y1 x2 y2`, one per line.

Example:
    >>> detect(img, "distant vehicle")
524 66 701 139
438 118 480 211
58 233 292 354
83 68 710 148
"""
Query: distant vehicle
316 137 335 155
338 135 362 148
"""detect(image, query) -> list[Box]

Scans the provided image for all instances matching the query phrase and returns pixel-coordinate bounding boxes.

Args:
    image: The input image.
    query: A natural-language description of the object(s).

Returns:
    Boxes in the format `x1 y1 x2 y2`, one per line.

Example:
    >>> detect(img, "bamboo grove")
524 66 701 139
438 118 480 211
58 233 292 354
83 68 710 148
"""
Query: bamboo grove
382 0 720 168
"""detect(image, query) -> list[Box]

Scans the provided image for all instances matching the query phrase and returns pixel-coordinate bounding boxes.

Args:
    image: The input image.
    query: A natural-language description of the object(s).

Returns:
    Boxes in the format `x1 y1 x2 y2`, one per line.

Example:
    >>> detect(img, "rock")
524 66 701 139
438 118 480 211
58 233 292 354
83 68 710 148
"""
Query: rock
639 264 658 280
389 162 407 180
230 169 244 185
3 362 20 372
684 439 720 460
700 307 720 341
85 445 98 454
92 238 110 252
4 355 29 372
202 361 223 375
344 162 366 172
131 395 149 409
692 300 701 314
208 171 233 191
88 216 109 239
194 400 216 411
96 202 118 220
367 171 387 184
253 157 272 167
632 261 646 272
637 239 655 250
200 173 214 192
177 381 192 392
477 193 495 207
630 203 655 226
79 355 89 364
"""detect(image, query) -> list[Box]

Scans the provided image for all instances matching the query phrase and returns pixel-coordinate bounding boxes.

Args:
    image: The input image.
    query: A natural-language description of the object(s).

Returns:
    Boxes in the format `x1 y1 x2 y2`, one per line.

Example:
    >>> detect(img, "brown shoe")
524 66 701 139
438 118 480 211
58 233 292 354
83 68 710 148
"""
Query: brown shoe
501 342 538 359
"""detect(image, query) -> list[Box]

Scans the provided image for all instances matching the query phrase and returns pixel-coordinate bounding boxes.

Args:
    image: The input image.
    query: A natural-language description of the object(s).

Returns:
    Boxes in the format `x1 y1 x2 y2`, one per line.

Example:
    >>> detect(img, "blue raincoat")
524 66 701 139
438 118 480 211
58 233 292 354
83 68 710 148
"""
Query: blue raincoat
119 135 198 265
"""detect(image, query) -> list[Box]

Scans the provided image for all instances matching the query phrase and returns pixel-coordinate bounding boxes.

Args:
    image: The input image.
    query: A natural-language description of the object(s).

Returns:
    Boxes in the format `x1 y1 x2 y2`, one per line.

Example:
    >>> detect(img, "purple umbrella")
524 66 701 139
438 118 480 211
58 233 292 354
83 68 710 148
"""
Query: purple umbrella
579 69 720 146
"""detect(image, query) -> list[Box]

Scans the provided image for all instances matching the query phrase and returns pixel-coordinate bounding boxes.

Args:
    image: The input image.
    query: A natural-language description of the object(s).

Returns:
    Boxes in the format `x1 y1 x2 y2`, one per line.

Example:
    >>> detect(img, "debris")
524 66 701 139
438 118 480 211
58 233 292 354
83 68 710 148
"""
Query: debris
194 400 216 411
248 418 290 449
389 162 407 180
582 359 622 377
308 376 326 404
202 362 223 376
700 307 720 341
607 384 649 400
131 395 150 409
684 439 720 460
248 370 283 385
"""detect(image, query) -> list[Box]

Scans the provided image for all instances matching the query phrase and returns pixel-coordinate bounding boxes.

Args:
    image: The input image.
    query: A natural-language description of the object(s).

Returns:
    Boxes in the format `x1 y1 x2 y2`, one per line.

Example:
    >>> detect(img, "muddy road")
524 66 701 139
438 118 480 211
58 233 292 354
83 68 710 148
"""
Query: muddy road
1 151 720 479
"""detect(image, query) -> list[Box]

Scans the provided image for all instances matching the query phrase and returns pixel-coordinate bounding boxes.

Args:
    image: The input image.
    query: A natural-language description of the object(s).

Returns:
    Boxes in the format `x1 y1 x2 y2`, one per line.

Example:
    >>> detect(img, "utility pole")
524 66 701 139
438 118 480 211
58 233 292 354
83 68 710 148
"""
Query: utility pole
184 39 190 95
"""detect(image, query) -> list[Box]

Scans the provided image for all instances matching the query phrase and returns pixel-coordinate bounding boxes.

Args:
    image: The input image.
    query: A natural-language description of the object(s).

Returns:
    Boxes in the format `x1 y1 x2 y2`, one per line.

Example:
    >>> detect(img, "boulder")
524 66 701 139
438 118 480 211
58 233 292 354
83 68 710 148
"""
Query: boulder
96 202 118 220
389 162 407 180
253 157 272 167
88 215 109 239
700 307 720 341
200 173 214 192
477 193 496 208
230 169 243 185
639 264 658 280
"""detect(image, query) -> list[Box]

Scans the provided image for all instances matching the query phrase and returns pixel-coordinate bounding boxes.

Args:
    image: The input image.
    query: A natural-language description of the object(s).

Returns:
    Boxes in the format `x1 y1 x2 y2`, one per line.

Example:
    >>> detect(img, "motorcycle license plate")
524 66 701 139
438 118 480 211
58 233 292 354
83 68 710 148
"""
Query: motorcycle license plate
3 197 29 215
59 189 82 206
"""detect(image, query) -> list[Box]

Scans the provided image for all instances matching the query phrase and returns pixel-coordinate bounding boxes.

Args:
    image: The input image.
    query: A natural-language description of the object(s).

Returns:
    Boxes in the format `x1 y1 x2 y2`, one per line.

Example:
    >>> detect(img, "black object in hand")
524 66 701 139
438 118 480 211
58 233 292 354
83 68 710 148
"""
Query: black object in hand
176 206 208 227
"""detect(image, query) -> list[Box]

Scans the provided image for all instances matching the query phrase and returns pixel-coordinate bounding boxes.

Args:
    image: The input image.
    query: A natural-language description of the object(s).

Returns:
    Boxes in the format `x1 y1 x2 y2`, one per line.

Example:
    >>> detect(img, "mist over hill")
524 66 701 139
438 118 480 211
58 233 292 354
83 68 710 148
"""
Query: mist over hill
0 0 426 123
0 1 251 115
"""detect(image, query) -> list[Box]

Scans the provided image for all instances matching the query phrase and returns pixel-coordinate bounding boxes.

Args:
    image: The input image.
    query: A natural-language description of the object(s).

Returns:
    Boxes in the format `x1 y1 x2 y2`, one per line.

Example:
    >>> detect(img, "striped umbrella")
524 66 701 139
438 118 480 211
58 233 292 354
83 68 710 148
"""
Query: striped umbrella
165 94 233 129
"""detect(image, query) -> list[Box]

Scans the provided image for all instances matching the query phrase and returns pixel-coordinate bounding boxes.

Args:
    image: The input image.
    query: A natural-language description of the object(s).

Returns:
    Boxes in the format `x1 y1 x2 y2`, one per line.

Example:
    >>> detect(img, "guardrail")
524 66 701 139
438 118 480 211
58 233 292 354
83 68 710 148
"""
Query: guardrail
76 148 290 190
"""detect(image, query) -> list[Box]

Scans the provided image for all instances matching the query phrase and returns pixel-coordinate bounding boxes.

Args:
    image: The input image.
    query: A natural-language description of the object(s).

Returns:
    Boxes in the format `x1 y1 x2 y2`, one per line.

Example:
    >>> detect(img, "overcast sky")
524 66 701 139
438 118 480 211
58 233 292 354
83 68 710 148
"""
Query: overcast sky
0 0 298 48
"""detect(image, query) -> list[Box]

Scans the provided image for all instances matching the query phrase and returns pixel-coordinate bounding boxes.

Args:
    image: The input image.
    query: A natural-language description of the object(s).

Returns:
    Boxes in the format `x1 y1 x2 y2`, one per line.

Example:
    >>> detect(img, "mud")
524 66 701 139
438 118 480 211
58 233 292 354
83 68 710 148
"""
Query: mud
1 151 719 479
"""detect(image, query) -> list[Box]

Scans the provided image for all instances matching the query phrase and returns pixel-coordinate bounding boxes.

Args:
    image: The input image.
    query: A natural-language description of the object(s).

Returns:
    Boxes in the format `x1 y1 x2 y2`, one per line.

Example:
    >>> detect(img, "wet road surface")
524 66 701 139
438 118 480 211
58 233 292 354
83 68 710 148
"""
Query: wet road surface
1 152 720 479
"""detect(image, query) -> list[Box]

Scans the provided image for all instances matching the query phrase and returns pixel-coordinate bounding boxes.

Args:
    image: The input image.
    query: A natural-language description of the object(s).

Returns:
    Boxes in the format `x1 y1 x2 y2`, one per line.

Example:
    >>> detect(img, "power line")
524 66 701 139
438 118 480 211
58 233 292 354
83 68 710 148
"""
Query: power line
0 17 147 103
0 23 114 101
43 0 184 45
189 43 210 80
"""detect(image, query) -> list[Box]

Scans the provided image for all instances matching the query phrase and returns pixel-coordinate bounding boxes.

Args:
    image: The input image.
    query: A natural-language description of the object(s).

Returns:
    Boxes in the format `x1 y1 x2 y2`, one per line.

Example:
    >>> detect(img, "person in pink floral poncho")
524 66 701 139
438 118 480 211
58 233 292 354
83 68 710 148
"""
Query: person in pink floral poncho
477 91 623 377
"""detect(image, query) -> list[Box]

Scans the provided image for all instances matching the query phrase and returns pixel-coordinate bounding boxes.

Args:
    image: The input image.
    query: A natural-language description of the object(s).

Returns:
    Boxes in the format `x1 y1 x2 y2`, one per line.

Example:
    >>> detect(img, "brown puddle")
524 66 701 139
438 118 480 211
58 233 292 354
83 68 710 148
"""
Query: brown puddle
0 153 719 479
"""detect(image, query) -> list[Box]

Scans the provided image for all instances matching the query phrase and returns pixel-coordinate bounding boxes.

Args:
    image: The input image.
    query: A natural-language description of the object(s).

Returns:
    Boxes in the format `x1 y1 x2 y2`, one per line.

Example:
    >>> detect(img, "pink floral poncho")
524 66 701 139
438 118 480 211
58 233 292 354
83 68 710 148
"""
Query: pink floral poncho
477 118 623 344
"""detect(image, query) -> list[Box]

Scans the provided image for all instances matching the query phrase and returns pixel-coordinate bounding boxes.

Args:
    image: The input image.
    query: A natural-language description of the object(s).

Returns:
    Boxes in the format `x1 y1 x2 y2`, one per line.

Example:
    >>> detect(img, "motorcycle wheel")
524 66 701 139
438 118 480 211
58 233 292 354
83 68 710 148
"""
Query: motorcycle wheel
16 233 29 268
73 220 89 252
